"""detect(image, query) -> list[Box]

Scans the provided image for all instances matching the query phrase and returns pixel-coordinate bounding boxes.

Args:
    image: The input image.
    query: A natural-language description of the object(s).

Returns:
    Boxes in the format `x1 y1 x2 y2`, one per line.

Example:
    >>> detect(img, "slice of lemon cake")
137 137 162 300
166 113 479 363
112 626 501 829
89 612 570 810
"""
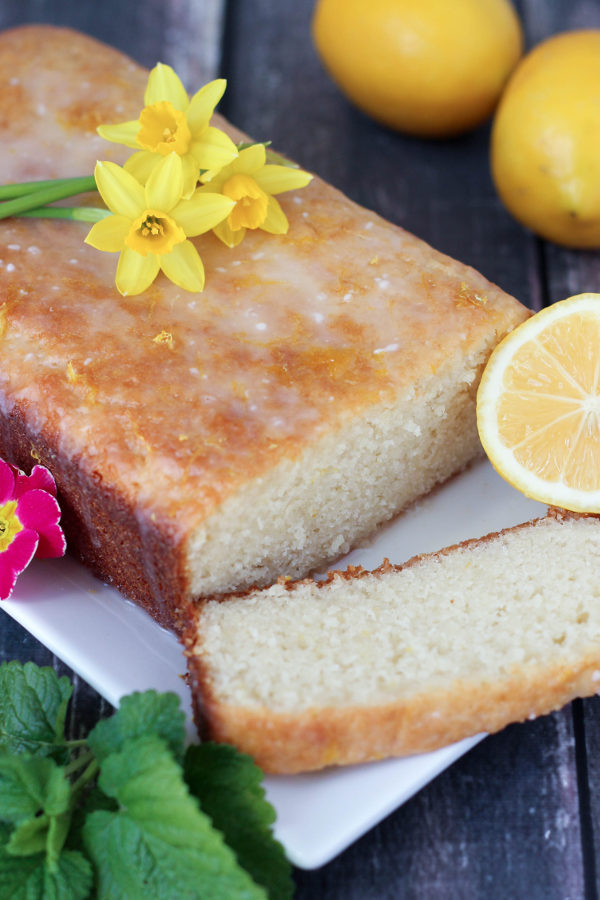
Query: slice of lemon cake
184 510 600 773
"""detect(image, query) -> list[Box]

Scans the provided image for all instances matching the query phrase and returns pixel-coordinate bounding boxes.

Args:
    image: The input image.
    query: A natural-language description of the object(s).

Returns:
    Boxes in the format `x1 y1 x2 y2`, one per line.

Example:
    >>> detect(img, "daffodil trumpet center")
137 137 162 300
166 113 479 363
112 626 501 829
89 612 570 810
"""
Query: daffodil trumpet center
0 500 22 552
125 209 186 257
137 101 192 156
222 174 269 231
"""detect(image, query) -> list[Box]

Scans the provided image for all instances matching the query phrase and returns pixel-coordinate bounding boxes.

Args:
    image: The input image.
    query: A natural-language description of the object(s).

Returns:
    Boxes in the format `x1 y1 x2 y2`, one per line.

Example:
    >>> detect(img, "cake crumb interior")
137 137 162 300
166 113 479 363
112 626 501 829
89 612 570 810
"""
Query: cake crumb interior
198 517 600 711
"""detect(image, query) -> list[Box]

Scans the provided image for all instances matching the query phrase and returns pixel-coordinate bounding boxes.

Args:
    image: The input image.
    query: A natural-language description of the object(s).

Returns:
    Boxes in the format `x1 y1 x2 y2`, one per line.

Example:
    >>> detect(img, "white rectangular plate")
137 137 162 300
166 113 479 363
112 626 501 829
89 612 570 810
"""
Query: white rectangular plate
2 459 545 869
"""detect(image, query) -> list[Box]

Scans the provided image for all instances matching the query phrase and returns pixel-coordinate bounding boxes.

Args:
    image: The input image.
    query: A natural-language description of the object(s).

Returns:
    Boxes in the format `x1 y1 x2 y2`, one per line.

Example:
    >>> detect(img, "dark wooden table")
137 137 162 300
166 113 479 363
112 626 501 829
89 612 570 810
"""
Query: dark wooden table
1 1 600 896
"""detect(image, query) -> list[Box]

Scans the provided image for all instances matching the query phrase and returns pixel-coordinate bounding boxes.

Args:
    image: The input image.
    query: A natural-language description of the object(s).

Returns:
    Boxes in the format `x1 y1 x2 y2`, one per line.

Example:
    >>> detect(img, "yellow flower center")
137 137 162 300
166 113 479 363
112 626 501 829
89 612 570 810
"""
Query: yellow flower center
137 101 192 156
0 500 22 553
222 174 269 231
125 209 187 257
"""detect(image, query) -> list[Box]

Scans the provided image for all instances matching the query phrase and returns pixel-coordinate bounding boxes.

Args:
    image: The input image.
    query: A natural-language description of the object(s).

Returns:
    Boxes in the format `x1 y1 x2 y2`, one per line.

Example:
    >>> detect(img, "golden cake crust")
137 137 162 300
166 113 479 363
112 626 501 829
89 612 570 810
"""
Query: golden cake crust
0 26 529 625
183 510 600 773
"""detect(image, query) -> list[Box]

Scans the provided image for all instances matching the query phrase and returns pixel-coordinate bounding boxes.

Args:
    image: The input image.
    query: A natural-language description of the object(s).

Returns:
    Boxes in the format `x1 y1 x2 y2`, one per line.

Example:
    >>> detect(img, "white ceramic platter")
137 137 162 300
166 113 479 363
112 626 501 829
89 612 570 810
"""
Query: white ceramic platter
2 458 545 869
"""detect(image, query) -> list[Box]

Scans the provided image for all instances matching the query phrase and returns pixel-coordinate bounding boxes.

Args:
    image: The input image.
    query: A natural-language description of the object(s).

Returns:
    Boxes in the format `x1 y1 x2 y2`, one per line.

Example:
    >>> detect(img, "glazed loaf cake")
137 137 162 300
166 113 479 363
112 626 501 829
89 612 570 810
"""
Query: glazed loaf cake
0 26 528 629
184 509 600 773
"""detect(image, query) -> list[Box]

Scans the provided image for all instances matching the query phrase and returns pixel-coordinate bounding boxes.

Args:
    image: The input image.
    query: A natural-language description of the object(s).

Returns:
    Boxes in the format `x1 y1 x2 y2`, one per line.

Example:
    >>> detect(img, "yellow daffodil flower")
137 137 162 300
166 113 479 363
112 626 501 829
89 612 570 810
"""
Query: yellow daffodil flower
85 153 235 296
97 63 238 198
197 143 312 247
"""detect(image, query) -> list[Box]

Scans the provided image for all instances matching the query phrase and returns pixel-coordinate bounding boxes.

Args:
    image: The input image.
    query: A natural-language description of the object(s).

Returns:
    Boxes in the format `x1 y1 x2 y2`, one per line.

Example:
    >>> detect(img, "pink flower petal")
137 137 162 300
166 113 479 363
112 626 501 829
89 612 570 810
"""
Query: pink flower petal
16 489 60 530
15 490 66 559
36 523 66 559
0 459 16 504
0 529 39 600
14 465 57 498
0 563 19 601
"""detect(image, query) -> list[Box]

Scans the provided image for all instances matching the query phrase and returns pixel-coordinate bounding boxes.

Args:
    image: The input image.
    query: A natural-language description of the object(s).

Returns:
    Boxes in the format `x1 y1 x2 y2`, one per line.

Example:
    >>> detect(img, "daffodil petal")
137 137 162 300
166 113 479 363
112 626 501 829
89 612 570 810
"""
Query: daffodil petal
234 143 266 175
145 62 189 110
124 150 160 185
213 219 246 248
116 248 160 296
197 166 228 189
186 79 227 133
190 127 238 171
181 154 201 199
145 153 183 211
172 192 235 236
94 161 145 218
260 195 289 234
159 240 205 292
254 165 313 195
97 120 140 149
85 215 130 252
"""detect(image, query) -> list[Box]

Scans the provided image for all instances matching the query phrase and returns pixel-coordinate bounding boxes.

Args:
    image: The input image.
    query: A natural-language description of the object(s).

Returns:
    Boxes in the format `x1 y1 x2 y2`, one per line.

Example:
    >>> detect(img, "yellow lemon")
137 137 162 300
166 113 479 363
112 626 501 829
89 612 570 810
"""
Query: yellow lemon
311 0 523 137
477 294 600 512
491 31 600 248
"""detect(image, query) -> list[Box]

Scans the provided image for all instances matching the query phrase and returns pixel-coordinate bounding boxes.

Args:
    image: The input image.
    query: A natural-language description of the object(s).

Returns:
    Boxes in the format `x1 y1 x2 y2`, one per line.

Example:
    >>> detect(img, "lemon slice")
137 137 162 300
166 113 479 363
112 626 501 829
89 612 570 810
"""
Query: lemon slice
477 293 600 511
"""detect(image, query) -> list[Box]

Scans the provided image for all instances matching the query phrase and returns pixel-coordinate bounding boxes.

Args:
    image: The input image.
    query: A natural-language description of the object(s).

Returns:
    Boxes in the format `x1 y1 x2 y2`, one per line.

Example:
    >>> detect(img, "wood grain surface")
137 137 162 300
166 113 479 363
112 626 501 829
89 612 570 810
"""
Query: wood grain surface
1 0 600 896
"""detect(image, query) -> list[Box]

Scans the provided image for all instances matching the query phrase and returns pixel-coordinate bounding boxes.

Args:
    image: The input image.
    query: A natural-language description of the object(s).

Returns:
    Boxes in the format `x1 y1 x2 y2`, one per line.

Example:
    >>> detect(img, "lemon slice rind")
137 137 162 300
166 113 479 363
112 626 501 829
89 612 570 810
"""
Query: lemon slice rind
477 292 600 513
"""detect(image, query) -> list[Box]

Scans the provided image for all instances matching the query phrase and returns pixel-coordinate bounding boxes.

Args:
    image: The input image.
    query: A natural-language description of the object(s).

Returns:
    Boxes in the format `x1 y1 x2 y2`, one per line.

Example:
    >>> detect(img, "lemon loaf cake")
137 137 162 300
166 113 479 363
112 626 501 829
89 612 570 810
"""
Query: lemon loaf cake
0 26 528 629
184 509 600 773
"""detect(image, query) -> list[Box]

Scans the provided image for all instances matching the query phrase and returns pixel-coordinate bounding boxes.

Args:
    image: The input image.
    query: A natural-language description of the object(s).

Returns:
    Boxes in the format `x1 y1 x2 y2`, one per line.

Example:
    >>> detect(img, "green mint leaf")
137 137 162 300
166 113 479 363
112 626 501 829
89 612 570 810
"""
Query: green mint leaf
0 661 72 759
87 690 185 763
5 809 73 870
0 754 73 872
66 785 118 854
0 841 93 900
0 754 70 824
6 814 51 856
184 744 293 900
83 735 267 899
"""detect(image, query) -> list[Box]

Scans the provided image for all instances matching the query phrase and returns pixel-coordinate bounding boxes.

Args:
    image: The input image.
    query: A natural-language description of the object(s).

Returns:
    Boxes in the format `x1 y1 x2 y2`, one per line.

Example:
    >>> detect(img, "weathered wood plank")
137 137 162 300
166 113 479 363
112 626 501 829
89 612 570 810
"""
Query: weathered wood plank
0 0 598 896
519 3 600 897
0 0 226 83
222 0 537 307
293 714 584 899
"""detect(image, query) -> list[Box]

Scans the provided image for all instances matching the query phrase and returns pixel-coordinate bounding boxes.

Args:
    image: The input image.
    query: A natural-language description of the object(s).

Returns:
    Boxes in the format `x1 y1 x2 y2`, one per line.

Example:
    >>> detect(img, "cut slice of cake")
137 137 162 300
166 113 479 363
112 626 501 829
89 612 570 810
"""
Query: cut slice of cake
0 26 528 630
184 509 600 773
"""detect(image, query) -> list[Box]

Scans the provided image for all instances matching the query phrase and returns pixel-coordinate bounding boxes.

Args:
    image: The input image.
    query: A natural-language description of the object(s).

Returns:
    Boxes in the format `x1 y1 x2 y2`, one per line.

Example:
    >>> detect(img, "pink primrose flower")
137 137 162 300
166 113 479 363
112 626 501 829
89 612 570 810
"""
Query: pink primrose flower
0 459 66 600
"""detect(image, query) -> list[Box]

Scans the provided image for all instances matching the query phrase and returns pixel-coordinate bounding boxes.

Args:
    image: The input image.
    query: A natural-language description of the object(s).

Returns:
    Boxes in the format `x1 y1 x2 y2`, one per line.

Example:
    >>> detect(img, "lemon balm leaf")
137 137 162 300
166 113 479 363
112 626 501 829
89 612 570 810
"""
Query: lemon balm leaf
82 736 267 899
184 744 293 900
0 755 70 825
87 691 186 764
0 830 93 900
0 662 72 759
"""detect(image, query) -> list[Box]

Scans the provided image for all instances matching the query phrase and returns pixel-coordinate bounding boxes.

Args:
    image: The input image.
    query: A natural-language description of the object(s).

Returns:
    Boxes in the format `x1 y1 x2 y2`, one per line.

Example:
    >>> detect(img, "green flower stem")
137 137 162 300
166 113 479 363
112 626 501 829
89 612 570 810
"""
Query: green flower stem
19 206 111 223
0 177 97 220
70 758 100 798
0 176 96 201
63 749 95 778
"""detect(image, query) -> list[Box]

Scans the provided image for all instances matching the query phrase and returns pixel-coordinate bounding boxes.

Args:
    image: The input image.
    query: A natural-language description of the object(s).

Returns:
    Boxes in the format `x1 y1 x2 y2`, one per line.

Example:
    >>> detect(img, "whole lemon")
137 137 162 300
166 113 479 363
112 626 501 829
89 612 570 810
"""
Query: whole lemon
491 30 600 248
311 0 523 138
